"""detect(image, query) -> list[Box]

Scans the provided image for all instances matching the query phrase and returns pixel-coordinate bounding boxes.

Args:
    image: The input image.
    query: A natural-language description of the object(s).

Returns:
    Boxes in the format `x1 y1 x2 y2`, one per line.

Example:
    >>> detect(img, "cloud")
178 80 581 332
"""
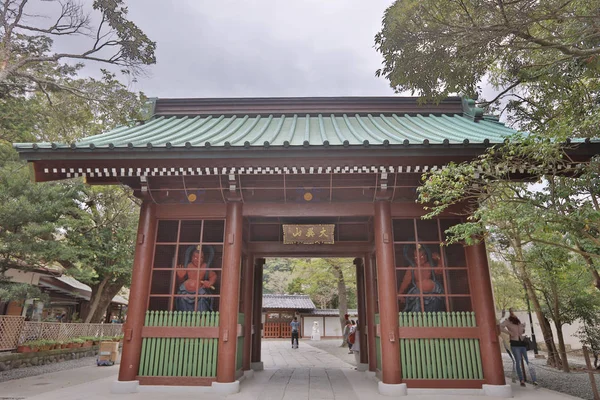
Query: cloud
124 0 395 97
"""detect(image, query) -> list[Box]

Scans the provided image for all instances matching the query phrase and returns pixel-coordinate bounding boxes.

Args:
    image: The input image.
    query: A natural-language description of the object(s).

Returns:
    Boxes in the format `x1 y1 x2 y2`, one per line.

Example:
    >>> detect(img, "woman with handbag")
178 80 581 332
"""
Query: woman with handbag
500 308 538 387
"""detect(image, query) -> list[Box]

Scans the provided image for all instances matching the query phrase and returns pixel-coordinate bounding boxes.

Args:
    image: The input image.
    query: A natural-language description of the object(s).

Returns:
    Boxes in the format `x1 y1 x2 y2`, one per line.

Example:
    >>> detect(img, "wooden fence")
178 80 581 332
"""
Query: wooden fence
0 315 123 351
139 310 219 380
399 311 483 380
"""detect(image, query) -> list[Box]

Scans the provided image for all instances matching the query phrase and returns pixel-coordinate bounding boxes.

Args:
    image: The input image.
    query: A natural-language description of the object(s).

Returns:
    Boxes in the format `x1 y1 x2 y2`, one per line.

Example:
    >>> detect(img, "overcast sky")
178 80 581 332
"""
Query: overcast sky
121 0 396 98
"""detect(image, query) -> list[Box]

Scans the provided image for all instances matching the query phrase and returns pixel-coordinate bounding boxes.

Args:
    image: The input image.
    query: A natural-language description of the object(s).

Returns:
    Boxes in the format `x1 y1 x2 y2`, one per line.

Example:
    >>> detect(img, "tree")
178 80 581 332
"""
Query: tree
375 0 600 106
62 185 138 323
525 243 595 372
0 158 83 298
0 0 156 93
263 258 294 294
290 258 356 312
0 0 153 321
489 259 525 312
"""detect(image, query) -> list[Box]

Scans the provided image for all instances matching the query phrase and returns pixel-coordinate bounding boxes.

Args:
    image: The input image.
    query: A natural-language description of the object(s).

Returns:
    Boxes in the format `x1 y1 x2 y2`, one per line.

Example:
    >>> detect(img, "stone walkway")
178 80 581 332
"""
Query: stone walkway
0 339 584 400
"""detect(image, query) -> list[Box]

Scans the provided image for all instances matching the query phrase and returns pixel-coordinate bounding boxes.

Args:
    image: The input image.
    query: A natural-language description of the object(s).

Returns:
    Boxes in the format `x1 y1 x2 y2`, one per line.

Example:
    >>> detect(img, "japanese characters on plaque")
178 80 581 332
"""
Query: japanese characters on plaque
282 224 335 244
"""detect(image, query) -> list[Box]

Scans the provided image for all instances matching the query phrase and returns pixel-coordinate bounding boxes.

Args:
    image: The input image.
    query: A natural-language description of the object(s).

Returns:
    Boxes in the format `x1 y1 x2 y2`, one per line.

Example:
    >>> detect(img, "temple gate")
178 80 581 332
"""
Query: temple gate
17 96 594 395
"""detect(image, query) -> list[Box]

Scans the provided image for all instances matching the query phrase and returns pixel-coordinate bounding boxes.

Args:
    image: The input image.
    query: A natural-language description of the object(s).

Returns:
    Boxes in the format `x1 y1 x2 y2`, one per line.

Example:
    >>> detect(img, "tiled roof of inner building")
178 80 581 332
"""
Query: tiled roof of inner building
263 294 316 310
13 97 519 152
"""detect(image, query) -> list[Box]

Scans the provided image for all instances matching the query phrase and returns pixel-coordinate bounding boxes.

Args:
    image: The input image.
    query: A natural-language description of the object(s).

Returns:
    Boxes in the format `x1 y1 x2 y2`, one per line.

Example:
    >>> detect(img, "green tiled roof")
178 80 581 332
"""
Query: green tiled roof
14 113 515 151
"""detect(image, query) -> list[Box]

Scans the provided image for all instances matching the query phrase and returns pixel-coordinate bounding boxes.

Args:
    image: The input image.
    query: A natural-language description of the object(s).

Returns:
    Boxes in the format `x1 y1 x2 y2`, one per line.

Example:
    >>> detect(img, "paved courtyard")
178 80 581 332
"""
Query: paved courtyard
0 339 584 400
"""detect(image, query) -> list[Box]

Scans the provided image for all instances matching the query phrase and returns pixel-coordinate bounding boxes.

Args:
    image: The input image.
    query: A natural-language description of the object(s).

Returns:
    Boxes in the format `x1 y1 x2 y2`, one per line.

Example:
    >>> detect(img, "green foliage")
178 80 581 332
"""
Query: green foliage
63 185 138 289
0 1 150 316
288 258 356 309
0 282 48 303
0 0 156 94
262 258 357 309
263 258 295 294
526 243 600 326
489 259 525 312
0 160 83 276
375 0 600 106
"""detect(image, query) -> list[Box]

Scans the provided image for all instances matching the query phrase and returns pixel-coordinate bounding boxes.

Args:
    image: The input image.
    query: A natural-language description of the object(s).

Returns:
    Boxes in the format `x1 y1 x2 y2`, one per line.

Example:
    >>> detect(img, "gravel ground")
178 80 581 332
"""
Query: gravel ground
0 355 98 383
502 352 599 400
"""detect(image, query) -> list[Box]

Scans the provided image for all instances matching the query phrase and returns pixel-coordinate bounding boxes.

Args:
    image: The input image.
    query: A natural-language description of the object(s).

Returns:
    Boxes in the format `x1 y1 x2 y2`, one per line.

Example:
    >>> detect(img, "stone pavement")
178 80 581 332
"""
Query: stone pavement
0 339 583 400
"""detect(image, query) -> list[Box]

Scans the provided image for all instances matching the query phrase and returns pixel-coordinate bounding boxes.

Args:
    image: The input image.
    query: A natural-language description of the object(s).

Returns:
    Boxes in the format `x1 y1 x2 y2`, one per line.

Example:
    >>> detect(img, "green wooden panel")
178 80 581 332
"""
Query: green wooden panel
434 337 442 378
454 336 463 379
212 312 219 376
138 310 220 377
439 338 448 378
423 338 431 378
400 339 412 378
139 311 150 375
156 311 165 376
236 313 244 371
375 314 381 371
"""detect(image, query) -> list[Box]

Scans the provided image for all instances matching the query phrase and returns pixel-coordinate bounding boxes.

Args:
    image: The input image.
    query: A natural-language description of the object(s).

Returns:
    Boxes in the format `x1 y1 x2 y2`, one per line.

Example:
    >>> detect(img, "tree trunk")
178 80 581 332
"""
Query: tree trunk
550 282 570 372
512 239 562 367
80 276 109 323
554 320 570 372
526 279 562 368
331 261 349 346
81 278 124 323
579 250 600 292
88 282 123 323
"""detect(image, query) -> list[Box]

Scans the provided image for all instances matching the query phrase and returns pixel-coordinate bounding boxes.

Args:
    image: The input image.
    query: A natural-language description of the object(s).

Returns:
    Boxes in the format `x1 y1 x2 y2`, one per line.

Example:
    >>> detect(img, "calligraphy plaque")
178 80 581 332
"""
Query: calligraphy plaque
282 224 335 244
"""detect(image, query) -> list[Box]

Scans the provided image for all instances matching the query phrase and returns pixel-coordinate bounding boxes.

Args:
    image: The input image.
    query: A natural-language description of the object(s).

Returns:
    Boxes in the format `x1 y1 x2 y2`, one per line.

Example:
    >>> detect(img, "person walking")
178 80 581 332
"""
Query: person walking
351 320 361 366
342 320 352 347
348 320 356 354
500 308 538 387
290 317 300 349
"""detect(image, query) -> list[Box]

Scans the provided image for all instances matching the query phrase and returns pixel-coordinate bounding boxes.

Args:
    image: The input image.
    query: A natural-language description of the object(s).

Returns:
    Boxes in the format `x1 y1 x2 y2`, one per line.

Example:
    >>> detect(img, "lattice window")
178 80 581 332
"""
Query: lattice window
393 218 473 313
149 219 225 313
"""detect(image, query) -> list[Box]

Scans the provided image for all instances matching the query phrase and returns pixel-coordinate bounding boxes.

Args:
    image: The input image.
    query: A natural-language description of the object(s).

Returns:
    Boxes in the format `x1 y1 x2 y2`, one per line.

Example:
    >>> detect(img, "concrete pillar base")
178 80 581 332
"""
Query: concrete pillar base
251 361 264 371
365 371 377 379
212 381 240 395
356 363 369 372
482 384 512 398
243 369 255 379
378 382 407 396
111 380 139 394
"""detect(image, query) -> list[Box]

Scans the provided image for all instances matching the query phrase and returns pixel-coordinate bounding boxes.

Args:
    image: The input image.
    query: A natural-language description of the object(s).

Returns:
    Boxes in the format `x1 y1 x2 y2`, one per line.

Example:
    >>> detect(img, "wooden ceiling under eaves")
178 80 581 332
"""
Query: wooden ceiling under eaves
132 171 422 205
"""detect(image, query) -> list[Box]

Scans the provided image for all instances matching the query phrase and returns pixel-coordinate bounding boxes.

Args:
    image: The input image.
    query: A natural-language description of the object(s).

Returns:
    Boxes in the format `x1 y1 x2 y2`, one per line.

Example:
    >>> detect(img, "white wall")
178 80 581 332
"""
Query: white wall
303 316 321 337
324 317 343 337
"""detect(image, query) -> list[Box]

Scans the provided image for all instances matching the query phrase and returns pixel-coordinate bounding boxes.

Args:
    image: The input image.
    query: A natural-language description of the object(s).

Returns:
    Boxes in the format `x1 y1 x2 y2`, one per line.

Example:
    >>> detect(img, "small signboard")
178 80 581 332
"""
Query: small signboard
283 224 335 244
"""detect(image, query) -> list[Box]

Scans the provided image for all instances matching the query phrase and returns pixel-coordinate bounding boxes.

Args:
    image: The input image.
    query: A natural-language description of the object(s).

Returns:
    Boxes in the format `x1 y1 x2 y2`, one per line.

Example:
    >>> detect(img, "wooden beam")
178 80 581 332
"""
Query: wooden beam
247 242 373 257
141 326 219 338
155 204 227 218
398 327 479 339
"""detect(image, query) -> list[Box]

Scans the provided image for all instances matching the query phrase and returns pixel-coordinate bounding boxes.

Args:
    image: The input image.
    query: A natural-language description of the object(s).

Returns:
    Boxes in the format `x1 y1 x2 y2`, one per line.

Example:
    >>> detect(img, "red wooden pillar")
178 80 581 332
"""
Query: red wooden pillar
216 201 243 383
242 253 254 371
251 258 265 366
118 201 157 382
374 200 401 384
466 241 505 385
364 254 378 372
354 257 368 365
